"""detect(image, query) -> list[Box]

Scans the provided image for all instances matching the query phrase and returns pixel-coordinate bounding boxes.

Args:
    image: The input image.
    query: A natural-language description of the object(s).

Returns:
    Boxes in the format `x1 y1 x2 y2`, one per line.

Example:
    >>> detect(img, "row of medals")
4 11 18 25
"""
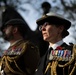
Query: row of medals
48 49 72 61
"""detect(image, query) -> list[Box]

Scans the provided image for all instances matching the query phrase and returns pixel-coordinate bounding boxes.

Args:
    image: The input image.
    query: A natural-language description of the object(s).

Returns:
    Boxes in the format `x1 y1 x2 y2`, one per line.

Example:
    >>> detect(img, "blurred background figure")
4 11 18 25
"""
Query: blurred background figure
0 19 40 75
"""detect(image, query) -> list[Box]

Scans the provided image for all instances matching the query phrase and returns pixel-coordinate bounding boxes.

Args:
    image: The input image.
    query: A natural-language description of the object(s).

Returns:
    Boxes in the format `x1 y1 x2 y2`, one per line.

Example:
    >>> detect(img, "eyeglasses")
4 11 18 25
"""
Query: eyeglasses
39 22 50 31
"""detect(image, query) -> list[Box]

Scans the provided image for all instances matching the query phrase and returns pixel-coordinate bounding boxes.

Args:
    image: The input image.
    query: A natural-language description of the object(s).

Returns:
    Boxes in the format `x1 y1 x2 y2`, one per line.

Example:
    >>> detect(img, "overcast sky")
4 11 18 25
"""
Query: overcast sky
17 0 76 45
0 0 76 52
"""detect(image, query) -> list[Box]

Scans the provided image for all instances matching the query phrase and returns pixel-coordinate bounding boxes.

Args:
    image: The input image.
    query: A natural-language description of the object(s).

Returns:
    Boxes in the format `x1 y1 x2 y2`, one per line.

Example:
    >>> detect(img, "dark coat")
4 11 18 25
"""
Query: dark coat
34 43 76 75
0 40 40 75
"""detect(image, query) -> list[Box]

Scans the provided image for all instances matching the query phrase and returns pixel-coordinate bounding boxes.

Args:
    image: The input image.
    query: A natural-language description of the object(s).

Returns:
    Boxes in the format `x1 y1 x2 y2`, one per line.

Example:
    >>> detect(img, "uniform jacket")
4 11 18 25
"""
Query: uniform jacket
0 40 40 75
34 43 76 75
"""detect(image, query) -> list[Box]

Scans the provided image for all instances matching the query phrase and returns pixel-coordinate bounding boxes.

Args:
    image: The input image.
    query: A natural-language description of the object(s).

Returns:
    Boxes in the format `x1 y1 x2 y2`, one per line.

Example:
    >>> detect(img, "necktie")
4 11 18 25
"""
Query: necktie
48 47 53 54
45 47 53 75
46 47 53 65
47 47 53 59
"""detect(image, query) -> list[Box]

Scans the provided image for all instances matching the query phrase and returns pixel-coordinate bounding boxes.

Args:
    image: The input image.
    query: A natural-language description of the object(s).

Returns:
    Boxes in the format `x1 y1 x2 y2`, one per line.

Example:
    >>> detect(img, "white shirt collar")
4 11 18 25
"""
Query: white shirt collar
49 40 64 49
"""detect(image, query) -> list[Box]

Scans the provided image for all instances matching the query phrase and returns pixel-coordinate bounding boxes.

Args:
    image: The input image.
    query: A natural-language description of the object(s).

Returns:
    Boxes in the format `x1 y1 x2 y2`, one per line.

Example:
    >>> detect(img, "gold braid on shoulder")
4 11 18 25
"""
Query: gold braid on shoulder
44 44 76 75
1 43 27 75
58 45 76 75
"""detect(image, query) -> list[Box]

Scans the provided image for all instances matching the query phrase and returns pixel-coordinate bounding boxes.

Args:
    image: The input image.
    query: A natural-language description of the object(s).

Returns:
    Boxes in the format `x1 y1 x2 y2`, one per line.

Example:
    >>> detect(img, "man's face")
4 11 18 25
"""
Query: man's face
39 22 64 43
2 25 14 41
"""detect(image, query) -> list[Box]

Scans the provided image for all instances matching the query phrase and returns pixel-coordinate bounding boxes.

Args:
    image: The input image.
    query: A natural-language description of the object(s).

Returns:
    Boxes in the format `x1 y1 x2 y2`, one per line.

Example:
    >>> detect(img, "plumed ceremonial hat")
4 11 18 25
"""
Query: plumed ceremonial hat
36 12 71 30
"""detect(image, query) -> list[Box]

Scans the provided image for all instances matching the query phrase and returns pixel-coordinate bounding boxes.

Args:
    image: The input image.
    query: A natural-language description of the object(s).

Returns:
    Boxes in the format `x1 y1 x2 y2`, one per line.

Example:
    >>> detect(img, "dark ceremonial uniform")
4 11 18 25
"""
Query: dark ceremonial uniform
0 40 40 75
34 43 76 75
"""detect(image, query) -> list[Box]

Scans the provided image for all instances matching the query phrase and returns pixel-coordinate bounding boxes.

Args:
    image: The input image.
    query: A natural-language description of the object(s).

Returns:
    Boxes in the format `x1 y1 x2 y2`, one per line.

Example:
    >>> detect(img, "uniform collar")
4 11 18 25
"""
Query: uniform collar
49 40 64 50
10 39 23 46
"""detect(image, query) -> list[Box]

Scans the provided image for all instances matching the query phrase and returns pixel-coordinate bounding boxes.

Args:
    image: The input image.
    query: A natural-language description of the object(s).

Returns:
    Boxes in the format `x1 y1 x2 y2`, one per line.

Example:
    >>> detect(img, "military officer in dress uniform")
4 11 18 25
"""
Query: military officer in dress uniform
34 12 76 75
0 19 40 75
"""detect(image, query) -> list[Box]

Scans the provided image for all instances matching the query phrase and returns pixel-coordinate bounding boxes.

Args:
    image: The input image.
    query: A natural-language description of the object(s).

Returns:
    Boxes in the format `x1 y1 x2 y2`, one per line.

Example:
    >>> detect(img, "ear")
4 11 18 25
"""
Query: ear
13 27 18 34
59 25 64 32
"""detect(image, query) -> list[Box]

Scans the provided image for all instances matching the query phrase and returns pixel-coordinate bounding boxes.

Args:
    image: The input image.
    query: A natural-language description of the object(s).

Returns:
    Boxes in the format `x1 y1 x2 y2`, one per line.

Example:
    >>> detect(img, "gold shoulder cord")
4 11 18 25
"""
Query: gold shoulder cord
1 43 27 75
44 45 76 75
